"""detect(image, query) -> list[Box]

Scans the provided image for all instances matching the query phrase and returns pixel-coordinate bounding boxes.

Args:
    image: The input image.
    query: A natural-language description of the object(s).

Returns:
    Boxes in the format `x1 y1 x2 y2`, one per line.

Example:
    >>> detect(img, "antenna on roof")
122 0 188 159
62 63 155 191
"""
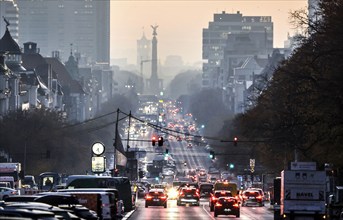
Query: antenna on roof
2 16 10 28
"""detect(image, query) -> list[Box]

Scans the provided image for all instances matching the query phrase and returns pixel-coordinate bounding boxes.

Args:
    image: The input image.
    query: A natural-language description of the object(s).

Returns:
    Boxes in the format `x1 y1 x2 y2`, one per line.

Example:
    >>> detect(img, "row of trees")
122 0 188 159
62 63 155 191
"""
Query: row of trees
0 92 138 176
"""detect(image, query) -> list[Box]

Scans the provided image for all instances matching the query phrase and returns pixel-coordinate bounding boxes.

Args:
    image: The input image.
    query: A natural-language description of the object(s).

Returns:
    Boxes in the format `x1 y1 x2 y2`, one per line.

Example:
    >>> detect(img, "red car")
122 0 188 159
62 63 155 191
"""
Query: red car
145 189 168 208
241 190 263 207
209 190 232 211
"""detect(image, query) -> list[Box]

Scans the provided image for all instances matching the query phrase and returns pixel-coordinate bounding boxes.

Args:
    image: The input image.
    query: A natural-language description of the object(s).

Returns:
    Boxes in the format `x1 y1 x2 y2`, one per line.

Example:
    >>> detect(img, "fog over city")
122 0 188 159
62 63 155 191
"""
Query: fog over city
110 0 307 66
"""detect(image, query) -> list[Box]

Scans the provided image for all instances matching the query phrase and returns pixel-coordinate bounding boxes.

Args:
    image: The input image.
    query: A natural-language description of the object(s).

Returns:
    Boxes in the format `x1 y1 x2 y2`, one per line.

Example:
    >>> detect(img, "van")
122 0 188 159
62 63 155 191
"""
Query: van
58 188 121 217
62 191 116 220
66 175 134 212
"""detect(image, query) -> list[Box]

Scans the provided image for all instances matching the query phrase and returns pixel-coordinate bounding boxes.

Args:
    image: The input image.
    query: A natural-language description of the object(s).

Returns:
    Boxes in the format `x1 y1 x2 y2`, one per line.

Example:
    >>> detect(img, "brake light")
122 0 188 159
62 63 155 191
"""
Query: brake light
220 191 226 195
196 192 200 197
11 191 18 195
256 195 262 200
233 203 239 207
160 195 167 199
215 202 222 207
146 195 152 199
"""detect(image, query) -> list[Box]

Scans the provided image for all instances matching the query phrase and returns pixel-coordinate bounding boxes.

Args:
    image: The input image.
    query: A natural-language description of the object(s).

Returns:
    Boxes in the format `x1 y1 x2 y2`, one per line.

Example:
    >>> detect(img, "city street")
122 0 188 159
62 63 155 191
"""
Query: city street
129 198 274 220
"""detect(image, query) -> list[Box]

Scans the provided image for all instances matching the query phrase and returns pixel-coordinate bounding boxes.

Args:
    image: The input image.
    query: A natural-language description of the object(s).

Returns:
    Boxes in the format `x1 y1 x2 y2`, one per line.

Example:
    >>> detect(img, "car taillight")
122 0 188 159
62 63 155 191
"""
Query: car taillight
160 195 167 199
215 202 222 207
146 195 152 199
196 192 200 197
257 195 262 200
233 203 239 207
11 191 18 195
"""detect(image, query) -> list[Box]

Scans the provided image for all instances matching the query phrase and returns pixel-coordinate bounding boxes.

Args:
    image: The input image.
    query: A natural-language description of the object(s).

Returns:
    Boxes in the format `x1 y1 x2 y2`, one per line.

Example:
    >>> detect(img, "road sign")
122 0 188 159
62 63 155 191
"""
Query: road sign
91 156 106 173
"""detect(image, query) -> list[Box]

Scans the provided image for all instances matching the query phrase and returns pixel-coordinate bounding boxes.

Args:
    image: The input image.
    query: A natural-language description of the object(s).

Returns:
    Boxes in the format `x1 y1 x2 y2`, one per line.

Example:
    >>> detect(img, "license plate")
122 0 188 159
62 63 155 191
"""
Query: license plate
224 208 231 212
249 197 255 199
153 199 159 201
187 195 192 197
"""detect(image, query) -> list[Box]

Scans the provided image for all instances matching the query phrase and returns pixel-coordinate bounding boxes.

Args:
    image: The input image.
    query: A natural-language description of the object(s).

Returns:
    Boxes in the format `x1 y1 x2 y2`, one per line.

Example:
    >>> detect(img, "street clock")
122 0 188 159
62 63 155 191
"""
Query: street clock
91 142 105 156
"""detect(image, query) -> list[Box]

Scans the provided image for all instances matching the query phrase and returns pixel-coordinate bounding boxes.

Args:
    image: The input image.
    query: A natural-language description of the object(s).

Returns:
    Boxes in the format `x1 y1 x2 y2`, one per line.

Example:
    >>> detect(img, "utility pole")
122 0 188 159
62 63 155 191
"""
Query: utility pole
114 108 120 171
126 111 131 152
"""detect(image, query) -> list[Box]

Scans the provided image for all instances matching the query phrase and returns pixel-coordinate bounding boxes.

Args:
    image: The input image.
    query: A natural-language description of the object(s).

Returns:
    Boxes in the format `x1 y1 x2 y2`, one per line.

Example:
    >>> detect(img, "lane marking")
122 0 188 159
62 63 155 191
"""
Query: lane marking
202 204 216 220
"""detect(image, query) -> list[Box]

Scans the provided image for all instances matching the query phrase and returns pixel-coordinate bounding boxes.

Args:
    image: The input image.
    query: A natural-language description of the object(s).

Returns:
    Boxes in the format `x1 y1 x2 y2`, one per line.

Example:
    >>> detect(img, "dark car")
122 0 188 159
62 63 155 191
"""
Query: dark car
199 183 213 198
214 197 240 218
145 189 168 208
176 187 200 206
209 190 232 211
241 190 263 207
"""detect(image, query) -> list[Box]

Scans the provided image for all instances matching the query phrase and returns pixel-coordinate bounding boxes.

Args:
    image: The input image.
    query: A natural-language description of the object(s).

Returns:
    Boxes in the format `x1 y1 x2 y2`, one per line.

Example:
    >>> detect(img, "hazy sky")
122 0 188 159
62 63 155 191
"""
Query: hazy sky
110 0 308 65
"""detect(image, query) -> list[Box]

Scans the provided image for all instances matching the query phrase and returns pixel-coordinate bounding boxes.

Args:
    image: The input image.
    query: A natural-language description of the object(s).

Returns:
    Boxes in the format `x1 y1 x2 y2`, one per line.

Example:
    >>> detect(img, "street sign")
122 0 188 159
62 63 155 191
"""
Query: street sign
91 156 106 173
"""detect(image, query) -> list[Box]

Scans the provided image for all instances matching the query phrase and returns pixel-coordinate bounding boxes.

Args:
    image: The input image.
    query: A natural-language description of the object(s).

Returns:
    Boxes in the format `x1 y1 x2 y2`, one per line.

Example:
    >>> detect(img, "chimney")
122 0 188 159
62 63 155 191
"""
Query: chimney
23 42 39 54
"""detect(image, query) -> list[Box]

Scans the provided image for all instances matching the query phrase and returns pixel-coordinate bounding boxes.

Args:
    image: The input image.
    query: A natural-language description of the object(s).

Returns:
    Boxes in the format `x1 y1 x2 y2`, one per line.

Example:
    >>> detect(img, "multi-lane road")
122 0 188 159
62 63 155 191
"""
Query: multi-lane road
129 199 274 220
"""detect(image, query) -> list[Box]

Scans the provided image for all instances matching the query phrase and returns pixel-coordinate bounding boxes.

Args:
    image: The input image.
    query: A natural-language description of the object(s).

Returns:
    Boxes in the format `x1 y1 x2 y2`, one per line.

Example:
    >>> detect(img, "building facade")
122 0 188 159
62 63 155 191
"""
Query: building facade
0 0 19 42
202 11 273 89
17 0 110 64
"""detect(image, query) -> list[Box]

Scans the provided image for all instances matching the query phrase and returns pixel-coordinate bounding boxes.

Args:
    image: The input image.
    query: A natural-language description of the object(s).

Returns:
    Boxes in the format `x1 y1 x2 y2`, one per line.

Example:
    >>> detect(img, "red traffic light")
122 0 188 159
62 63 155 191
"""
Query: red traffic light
233 137 238 146
152 136 156 146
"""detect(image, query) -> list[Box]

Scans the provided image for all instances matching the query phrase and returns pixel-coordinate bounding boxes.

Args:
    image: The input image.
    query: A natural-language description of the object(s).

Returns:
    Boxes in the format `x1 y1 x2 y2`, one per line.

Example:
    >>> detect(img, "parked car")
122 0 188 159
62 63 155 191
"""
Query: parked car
0 187 18 200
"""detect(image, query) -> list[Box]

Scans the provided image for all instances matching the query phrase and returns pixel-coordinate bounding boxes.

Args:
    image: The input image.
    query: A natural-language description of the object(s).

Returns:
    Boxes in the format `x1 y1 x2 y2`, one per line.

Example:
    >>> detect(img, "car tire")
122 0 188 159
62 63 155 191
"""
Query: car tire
210 204 214 212
177 200 181 206
236 212 240 218
145 204 148 208
2 195 8 200
164 203 167 208
214 211 218 217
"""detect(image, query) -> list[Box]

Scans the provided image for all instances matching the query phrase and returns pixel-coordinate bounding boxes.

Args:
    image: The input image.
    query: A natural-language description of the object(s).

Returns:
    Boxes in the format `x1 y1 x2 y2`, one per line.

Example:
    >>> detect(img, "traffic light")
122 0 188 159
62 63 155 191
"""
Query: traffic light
152 136 156 146
184 161 187 166
233 137 238 146
209 150 215 159
158 136 164 146
229 163 234 169
138 170 144 178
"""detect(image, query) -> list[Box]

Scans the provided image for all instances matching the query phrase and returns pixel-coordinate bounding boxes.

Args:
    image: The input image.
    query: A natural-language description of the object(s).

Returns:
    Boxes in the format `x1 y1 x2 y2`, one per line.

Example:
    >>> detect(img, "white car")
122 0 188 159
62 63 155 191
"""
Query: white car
0 187 19 200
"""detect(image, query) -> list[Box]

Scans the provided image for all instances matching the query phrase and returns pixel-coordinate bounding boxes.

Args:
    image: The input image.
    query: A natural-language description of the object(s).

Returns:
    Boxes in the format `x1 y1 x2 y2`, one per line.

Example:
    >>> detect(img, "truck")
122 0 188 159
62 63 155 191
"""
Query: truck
328 186 343 220
0 163 23 189
279 162 326 220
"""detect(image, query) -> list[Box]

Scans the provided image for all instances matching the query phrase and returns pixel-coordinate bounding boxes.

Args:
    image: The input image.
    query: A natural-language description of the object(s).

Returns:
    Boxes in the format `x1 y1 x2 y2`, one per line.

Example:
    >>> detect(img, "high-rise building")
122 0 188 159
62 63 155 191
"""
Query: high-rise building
202 11 273 89
0 0 19 42
17 0 110 64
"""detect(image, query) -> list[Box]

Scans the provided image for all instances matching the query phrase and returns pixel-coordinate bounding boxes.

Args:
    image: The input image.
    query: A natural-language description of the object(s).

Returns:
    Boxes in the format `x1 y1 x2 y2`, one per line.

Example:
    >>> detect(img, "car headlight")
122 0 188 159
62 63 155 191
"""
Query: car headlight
168 188 178 198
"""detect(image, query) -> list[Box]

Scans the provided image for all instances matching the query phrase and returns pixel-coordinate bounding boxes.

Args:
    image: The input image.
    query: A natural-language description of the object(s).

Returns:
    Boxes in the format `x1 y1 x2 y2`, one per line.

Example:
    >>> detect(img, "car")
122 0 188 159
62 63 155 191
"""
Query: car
248 187 265 201
214 197 240 218
199 183 213 198
176 187 200 206
0 187 19 200
209 190 233 212
187 142 193 148
145 189 168 208
241 190 263 207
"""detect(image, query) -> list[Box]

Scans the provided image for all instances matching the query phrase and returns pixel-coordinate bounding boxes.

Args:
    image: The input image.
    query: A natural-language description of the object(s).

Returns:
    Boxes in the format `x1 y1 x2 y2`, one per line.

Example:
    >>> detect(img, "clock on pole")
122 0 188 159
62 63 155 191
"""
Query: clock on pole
91 142 105 156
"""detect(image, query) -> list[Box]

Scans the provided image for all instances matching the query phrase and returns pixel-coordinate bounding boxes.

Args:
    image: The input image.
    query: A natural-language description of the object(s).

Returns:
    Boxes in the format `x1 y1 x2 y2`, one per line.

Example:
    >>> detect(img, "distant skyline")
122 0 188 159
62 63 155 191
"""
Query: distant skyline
110 0 308 65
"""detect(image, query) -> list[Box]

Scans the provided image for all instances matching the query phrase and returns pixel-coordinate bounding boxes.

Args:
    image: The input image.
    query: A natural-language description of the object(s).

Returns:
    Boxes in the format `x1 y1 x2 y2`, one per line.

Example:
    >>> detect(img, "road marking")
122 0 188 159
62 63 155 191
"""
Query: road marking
202 204 215 220
122 209 135 220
